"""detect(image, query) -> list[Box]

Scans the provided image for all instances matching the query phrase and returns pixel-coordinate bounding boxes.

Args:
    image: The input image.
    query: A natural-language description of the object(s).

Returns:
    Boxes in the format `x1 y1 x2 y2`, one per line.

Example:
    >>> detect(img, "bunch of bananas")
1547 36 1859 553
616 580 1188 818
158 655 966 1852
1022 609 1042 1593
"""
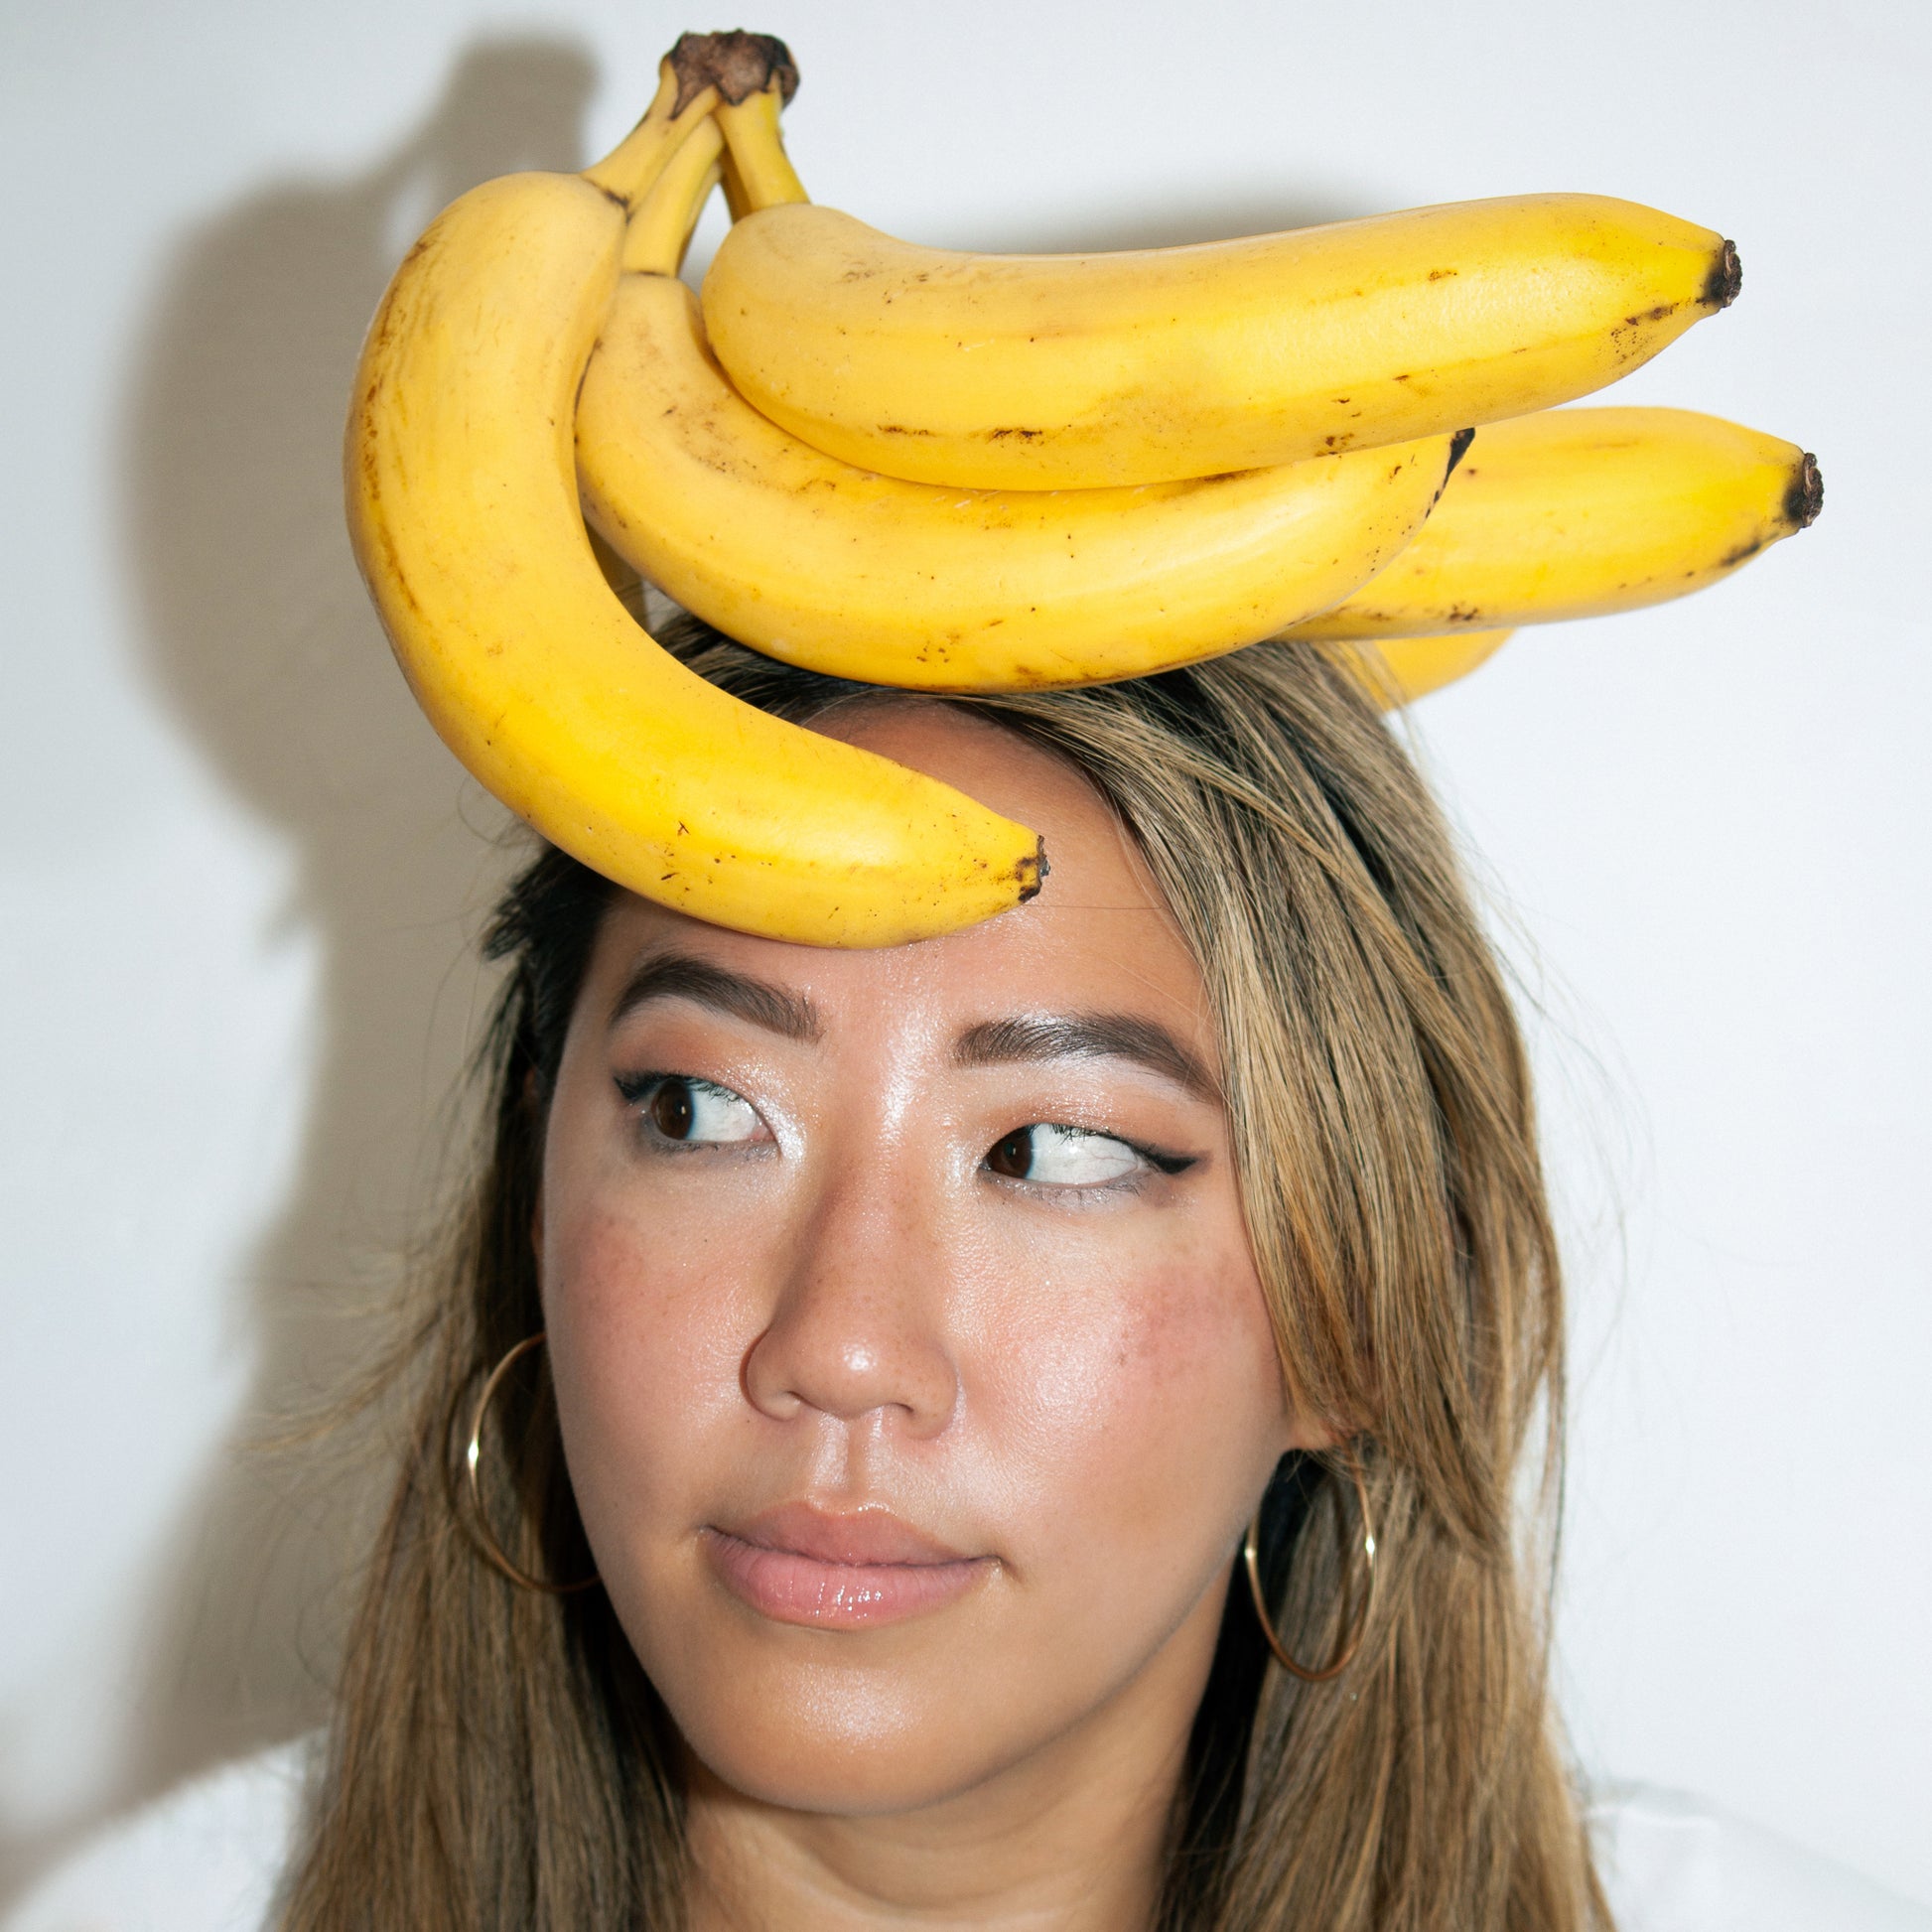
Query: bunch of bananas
346 31 1821 946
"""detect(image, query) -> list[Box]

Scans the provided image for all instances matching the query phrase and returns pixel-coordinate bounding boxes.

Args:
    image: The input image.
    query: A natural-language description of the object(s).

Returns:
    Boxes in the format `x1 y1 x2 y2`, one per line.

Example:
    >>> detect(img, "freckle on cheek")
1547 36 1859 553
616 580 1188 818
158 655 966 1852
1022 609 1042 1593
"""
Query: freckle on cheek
1135 1270 1242 1365
1102 1265 1280 1445
551 1207 757 1430
550 1210 646 1319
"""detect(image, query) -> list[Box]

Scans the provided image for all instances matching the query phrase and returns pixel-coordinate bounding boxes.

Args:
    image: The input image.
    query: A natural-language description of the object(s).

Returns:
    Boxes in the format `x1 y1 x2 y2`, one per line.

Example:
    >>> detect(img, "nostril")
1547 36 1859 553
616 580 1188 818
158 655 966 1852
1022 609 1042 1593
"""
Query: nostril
740 1286 959 1435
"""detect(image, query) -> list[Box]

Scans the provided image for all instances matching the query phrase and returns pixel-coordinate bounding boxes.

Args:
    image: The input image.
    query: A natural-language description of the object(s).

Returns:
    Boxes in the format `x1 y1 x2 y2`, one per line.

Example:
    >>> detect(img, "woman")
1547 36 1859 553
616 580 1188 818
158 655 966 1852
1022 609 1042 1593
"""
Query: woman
270 618 1587 1929
12 641 1926 1932
9 36 1915 1930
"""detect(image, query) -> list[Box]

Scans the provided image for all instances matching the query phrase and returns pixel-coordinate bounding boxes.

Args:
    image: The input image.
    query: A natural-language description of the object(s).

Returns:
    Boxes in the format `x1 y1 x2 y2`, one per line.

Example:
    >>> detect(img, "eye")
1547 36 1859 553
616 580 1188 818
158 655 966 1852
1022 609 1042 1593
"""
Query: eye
620 1073 767 1148
985 1123 1145 1187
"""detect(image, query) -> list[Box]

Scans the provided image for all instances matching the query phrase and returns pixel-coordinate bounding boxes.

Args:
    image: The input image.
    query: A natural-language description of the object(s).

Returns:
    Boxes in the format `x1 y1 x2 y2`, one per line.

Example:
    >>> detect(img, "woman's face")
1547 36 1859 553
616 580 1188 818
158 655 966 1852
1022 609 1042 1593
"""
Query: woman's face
540 705 1308 1818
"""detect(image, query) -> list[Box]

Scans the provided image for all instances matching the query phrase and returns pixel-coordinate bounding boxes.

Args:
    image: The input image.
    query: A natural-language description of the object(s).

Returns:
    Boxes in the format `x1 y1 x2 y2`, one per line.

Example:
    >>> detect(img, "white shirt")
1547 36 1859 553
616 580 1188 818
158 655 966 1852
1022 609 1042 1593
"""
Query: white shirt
5 1739 1927 1931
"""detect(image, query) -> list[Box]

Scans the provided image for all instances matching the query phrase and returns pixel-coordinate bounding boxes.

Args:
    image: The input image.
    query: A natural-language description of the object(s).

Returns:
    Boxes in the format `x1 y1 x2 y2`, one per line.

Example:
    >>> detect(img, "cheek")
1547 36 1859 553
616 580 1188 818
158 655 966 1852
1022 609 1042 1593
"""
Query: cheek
973 1214 1286 1591
537 1062 790 1502
539 1187 764 1559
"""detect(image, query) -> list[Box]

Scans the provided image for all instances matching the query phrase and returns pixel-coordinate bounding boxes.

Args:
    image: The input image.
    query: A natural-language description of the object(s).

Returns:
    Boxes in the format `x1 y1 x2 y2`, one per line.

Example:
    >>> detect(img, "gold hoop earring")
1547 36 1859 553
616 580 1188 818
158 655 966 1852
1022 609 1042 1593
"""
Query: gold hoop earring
463 1332 599 1595
1243 1453 1377 1683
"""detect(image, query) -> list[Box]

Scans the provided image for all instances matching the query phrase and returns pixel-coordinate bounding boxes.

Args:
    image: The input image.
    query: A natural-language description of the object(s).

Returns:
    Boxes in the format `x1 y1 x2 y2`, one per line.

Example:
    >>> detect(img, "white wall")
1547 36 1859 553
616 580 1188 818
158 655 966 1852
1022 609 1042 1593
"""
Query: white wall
2 0 1926 1908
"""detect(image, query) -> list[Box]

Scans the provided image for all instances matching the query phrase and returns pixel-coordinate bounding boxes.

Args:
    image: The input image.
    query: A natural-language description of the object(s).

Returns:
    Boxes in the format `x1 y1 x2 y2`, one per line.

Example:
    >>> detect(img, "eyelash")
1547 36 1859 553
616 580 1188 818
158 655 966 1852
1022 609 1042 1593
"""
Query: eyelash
611 1074 1198 1184
614 1071 767 1153
1032 1125 1195 1176
987 1123 1196 1202
1127 1139 1194 1176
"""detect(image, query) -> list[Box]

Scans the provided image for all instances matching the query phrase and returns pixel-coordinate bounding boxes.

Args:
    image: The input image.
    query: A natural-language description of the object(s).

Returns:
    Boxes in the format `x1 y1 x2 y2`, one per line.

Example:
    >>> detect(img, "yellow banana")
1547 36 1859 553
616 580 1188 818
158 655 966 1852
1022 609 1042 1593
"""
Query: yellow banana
1282 407 1821 641
1340 630 1517 706
716 83 807 219
345 63 1043 946
577 270 1459 691
701 105 1740 491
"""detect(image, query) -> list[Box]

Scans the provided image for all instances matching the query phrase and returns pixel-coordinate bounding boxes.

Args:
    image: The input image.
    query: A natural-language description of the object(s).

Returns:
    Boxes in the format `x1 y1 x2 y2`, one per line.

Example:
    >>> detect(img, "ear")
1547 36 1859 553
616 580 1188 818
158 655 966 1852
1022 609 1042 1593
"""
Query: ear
1276 1396 1354 1460
1274 1358 1349 1455
1284 1412 1341 1454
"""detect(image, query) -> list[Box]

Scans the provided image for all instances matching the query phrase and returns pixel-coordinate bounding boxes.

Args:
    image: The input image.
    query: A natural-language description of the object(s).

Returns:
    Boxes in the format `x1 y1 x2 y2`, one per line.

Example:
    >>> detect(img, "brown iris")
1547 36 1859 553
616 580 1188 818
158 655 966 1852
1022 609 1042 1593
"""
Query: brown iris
986 1129 1033 1178
648 1078 697 1140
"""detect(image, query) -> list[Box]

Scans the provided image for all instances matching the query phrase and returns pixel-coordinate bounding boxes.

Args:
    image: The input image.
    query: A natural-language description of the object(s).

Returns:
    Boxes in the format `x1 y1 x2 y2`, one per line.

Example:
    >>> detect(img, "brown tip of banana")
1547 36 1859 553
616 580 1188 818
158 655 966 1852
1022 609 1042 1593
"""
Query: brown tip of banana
1704 238 1743 310
1785 452 1824 529
1426 429 1476 507
1018 838 1048 902
666 30 799 113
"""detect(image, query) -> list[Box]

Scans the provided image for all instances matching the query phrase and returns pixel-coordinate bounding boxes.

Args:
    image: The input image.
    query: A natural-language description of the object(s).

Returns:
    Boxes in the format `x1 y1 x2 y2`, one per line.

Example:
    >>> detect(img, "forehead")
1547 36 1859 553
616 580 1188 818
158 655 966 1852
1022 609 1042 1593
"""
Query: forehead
581 703 1212 1052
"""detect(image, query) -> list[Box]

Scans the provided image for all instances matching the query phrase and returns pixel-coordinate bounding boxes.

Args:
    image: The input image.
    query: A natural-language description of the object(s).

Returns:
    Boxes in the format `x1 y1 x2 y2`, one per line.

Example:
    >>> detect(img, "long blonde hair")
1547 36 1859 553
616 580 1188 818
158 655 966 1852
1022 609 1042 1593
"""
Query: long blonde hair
282 622 1607 1930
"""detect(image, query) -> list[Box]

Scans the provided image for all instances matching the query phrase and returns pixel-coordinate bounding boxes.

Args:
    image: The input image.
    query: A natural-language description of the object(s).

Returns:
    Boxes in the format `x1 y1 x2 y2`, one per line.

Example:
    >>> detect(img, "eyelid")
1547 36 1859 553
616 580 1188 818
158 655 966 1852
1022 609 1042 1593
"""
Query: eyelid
990 1120 1198 1188
613 1070 775 1147
1036 1120 1196 1176
614 1069 741 1101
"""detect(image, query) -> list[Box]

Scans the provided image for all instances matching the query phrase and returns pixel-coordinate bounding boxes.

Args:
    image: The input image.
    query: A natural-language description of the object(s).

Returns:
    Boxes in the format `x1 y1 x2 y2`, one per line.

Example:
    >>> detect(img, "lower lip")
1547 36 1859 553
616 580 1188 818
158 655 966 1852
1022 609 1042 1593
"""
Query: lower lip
704 1530 992 1630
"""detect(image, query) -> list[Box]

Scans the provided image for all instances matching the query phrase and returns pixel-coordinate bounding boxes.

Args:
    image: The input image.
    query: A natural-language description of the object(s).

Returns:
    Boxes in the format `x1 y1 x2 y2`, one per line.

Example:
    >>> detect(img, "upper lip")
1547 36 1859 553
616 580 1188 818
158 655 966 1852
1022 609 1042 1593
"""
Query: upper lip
717 1501 977 1568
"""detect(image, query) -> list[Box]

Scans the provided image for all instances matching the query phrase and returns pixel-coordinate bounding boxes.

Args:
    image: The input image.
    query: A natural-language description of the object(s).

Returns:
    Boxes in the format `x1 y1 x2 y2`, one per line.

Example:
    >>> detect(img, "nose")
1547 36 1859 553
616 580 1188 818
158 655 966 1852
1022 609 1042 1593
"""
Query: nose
741 1156 960 1438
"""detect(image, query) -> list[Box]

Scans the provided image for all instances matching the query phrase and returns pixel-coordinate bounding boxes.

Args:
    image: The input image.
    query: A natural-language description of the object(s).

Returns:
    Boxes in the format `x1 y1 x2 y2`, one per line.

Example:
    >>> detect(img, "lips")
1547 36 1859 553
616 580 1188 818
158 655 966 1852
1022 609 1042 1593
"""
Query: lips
703 1501 993 1629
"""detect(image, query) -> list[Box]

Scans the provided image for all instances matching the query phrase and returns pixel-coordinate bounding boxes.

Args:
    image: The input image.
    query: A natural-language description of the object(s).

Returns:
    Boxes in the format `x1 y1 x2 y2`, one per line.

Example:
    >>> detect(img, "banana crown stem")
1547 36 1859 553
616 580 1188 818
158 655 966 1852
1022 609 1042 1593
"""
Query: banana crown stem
717 86 809 212
624 115 728 275
664 29 798 115
582 69 701 206
582 31 797 208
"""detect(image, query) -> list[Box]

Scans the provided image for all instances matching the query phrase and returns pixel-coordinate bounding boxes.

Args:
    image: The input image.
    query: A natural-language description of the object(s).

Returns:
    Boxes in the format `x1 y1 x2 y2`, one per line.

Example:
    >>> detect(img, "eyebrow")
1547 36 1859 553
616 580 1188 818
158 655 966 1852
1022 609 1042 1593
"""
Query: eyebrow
607 953 821 1042
951 1014 1218 1100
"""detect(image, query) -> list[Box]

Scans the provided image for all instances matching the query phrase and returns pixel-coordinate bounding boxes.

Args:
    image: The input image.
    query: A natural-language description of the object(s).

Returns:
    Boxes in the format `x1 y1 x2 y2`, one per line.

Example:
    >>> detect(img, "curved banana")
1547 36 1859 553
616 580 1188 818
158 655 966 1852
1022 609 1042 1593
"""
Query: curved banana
703 133 1740 490
577 270 1458 692
346 109 1043 944
1281 407 1821 641
1342 630 1517 706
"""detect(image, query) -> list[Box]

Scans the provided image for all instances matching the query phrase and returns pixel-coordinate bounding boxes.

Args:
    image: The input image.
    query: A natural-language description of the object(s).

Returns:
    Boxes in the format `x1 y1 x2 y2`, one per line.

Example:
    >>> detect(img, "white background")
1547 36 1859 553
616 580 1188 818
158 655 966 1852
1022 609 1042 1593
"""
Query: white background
2 0 1927 1910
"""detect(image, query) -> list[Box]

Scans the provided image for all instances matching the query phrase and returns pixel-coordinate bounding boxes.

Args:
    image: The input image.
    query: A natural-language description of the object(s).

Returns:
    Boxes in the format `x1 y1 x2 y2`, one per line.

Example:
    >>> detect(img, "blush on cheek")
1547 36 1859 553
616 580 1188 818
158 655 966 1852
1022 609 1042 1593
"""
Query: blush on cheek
543 1206 750 1535
1106 1230 1282 1428
548 1191 754 1358
988 1245 1284 1550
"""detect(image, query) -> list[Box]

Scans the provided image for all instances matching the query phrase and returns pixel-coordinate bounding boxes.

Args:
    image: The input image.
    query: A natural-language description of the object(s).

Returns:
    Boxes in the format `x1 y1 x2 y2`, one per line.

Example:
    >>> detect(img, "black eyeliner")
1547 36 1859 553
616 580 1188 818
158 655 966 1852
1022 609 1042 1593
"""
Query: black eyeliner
1139 1144 1199 1176
1035 1120 1201 1177
614 1069 733 1100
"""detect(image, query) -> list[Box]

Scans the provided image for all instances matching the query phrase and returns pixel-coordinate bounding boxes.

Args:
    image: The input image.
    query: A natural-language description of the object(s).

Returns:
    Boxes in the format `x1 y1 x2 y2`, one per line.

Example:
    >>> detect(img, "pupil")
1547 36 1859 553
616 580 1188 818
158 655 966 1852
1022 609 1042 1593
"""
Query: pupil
650 1079 695 1140
990 1128 1033 1178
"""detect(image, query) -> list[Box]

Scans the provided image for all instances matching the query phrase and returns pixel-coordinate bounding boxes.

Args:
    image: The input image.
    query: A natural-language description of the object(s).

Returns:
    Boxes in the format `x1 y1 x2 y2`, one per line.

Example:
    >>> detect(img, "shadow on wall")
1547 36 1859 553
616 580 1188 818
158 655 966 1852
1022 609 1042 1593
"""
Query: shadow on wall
0 35 597 1909
0 36 1390 1900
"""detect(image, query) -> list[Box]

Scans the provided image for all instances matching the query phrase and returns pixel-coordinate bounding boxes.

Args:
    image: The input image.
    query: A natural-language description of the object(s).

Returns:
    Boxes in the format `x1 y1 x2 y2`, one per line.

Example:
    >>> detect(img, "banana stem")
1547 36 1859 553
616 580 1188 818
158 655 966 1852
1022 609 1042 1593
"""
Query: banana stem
622 114 727 275
715 86 809 210
583 64 719 207
720 146 754 223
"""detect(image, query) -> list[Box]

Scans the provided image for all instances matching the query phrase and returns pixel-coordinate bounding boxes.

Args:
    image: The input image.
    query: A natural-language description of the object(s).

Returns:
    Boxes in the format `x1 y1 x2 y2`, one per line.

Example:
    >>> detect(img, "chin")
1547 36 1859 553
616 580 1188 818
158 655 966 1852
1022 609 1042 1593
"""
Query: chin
613 1560 1078 1816
661 1645 1036 1815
